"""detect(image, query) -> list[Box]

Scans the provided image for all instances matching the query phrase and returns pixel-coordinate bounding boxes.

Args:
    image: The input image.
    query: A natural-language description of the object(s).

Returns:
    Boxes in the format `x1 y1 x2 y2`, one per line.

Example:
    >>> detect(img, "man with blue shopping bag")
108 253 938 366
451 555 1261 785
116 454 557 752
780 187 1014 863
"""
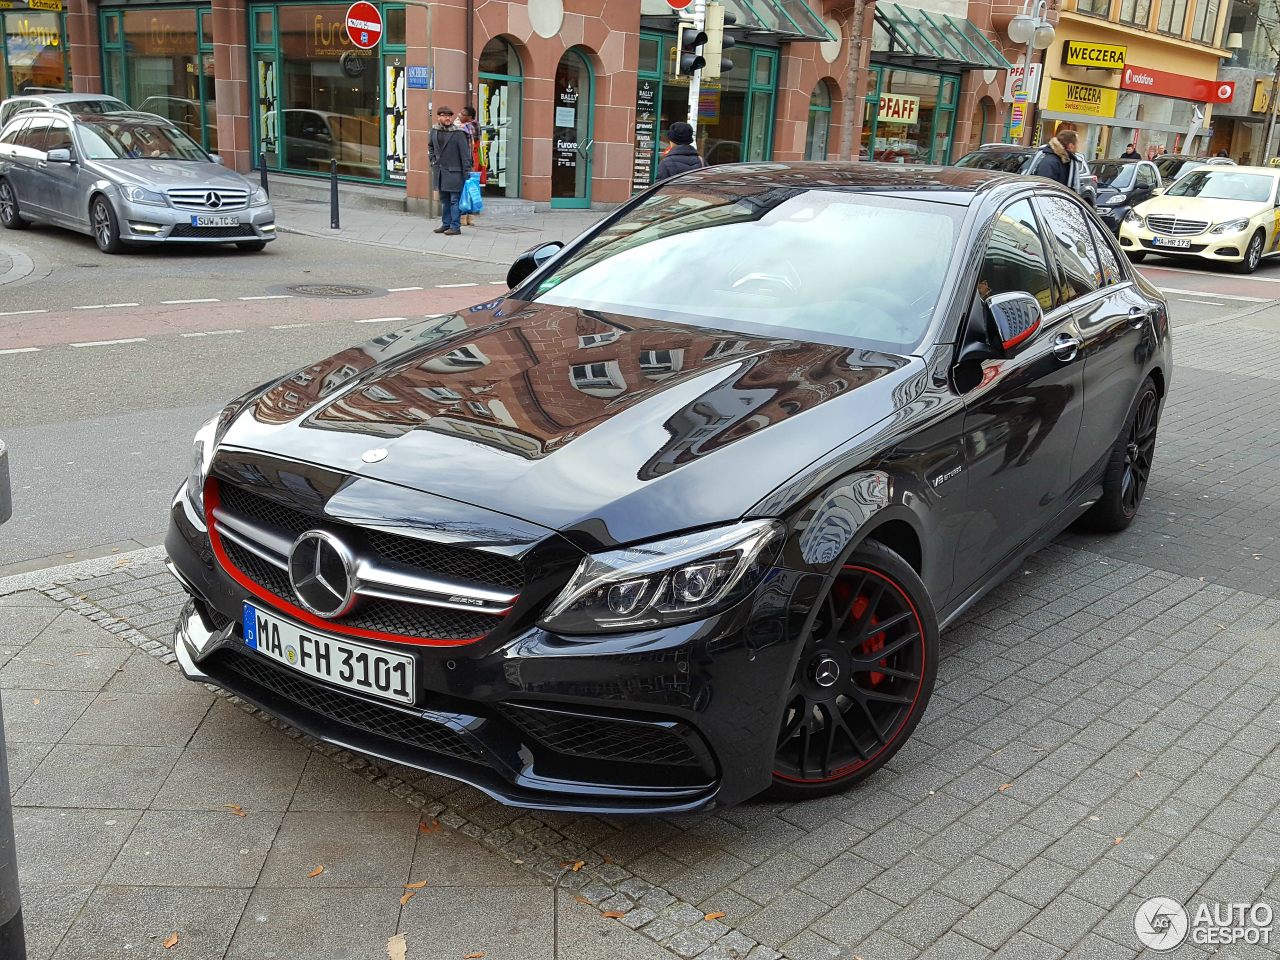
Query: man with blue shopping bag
429 105 472 236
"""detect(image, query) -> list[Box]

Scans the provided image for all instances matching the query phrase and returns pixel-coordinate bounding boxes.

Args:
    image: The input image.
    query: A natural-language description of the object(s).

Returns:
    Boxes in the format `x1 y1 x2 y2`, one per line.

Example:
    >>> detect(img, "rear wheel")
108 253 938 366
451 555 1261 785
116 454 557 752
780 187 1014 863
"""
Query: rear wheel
1234 231 1264 274
1081 377 1160 532
236 240 267 252
91 196 125 254
0 179 29 230
769 540 938 799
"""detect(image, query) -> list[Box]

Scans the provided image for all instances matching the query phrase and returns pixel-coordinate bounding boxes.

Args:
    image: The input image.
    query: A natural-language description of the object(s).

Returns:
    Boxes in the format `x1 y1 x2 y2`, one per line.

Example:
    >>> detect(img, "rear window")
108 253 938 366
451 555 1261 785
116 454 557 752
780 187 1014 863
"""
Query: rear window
955 151 1030 174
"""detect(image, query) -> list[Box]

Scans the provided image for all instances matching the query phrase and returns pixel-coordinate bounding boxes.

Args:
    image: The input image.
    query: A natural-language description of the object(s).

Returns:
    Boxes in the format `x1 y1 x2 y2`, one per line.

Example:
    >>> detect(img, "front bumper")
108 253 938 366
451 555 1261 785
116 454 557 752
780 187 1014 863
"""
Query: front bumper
165 485 816 813
1118 222 1249 262
119 200 277 244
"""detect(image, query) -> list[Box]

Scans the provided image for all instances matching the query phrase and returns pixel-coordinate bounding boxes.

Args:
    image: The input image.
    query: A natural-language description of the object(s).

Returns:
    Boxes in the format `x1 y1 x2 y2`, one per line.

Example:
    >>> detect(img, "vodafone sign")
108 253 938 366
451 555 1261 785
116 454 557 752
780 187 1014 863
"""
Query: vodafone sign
1120 64 1234 104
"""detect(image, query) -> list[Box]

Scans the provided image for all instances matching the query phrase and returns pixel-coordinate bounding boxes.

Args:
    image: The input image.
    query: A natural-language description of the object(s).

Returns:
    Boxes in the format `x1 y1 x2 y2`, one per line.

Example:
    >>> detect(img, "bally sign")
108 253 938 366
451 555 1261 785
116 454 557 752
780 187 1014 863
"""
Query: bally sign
1120 64 1234 103
878 92 920 125
1062 40 1126 69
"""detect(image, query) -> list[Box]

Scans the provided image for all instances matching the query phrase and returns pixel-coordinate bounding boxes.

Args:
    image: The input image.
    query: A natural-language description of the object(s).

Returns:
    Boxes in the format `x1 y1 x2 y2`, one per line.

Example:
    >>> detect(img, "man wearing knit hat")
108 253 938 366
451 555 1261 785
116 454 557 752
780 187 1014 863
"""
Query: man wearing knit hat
655 121 705 181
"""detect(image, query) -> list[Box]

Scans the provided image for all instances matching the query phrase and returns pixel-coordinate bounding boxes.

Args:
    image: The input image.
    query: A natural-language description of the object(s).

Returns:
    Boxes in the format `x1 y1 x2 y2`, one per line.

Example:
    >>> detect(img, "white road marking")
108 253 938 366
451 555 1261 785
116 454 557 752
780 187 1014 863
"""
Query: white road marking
387 286 423 292
435 282 478 288
1145 264 1280 283
239 295 292 301
270 323 311 329
162 298 221 304
72 303 140 310
0 347 40 355
0 309 47 317
180 329 244 337
354 317 407 324
1176 298 1226 306
70 337 147 348
1157 287 1270 303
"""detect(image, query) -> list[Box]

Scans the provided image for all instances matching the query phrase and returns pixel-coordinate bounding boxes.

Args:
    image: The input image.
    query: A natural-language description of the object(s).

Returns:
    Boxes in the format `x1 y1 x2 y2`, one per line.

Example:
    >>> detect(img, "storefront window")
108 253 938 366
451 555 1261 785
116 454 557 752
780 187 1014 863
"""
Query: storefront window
478 38 523 198
3 12 68 96
551 47 592 208
657 39 775 166
1191 0 1220 43
1157 0 1188 33
277 4 380 179
1120 0 1152 25
805 80 832 160
863 65 956 165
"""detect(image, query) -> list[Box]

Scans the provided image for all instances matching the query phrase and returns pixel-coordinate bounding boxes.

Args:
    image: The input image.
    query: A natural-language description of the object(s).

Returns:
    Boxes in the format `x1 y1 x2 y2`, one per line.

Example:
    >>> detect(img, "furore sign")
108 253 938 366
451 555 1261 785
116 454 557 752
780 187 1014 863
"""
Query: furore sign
1047 79 1118 117
1062 41 1127 69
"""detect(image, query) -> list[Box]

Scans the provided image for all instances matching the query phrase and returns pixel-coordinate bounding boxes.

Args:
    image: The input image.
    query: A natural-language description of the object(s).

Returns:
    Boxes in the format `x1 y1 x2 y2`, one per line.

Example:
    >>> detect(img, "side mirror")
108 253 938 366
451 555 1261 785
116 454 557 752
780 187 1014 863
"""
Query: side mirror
987 291 1043 355
507 241 565 290
45 148 73 164
1150 187 1164 196
209 154 225 165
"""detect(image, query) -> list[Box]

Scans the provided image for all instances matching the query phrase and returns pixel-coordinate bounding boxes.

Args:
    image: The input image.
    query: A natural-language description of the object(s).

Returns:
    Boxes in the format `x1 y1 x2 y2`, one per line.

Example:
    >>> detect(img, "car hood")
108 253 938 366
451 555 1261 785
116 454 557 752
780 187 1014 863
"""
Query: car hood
93 159 252 192
220 299 922 546
1134 194 1266 221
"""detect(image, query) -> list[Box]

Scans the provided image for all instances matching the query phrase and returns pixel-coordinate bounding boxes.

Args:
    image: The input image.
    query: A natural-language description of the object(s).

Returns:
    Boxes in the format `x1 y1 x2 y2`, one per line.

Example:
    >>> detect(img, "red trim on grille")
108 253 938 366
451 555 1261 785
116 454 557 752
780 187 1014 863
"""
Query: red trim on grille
204 478 491 648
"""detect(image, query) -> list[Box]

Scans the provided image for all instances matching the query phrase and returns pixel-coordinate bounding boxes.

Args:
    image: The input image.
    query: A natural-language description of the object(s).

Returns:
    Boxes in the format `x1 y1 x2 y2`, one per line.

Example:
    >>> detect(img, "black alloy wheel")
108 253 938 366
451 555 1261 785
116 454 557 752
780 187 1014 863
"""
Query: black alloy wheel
770 540 938 798
1236 231 1264 275
0 179 28 230
91 196 125 254
1082 377 1160 532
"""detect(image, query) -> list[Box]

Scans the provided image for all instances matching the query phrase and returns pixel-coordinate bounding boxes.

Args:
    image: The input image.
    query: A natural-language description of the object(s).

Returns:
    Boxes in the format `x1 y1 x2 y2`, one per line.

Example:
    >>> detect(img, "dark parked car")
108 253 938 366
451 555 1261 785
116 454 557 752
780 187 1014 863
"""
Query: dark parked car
166 164 1171 812
955 143 1097 206
1092 158 1163 234
1154 153 1235 184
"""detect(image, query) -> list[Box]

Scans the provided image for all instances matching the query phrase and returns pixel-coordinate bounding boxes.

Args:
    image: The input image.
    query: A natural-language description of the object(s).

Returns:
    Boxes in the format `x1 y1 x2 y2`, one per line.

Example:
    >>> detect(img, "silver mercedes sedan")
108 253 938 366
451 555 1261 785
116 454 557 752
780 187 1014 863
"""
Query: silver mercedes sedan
0 109 275 254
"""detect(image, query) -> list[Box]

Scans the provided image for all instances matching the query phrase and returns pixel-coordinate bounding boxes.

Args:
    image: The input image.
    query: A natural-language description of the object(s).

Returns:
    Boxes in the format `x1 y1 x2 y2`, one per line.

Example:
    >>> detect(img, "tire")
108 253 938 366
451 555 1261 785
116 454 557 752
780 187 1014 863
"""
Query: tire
90 195 126 254
236 240 267 252
768 540 939 799
0 178 29 230
1080 377 1160 533
1125 251 1146 264
1234 231 1264 274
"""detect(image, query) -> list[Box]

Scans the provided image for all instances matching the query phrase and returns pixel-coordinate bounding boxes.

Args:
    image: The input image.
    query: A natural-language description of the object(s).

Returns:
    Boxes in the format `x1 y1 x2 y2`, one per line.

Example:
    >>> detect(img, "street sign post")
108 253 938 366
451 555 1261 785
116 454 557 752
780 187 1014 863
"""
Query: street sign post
344 1 383 49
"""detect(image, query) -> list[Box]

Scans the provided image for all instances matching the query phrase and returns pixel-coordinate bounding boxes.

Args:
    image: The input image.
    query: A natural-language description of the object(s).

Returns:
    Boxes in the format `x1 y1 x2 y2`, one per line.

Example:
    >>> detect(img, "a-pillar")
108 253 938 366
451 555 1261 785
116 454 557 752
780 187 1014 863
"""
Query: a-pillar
211 0 253 172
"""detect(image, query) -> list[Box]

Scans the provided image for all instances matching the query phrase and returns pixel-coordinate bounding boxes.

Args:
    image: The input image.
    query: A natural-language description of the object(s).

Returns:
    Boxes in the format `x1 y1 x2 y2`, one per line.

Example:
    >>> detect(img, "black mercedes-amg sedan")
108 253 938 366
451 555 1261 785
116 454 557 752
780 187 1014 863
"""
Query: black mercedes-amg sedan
166 164 1171 813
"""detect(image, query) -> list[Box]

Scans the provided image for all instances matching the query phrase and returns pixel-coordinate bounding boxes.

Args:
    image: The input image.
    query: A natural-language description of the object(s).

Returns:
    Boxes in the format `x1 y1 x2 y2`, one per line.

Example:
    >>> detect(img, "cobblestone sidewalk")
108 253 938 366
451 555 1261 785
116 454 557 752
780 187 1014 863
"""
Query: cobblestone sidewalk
5 309 1280 960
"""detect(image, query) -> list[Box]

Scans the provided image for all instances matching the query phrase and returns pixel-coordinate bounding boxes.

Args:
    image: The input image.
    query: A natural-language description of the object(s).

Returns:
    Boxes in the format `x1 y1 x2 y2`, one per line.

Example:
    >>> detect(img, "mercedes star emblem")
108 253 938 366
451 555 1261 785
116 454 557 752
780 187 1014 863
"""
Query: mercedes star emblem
814 657 841 688
205 191 223 209
287 530 357 617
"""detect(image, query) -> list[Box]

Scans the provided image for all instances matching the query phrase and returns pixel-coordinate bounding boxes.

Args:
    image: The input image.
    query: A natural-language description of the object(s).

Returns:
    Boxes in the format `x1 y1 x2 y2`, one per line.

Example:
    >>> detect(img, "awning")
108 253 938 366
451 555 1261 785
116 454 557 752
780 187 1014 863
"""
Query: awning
873 3 1013 72
639 0 834 42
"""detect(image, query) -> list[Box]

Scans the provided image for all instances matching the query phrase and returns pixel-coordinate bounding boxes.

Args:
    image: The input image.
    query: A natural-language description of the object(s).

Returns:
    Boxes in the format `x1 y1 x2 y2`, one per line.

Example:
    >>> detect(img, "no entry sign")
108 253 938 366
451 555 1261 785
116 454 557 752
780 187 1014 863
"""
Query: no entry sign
667 0 693 9
345 1 382 49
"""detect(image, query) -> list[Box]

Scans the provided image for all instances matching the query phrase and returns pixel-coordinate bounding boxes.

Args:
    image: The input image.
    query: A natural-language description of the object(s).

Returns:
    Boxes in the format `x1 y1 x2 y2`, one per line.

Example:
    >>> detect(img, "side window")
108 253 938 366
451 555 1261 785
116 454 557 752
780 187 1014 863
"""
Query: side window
46 121 73 153
1087 219 1124 287
21 118 52 153
0 118 27 146
979 199 1055 312
1137 165 1157 189
1035 196 1103 304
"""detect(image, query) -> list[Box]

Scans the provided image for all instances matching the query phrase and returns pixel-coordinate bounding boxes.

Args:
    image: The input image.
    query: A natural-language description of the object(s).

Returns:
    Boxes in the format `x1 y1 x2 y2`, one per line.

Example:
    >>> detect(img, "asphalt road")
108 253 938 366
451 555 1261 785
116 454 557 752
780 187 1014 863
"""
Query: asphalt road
2 226 1279 573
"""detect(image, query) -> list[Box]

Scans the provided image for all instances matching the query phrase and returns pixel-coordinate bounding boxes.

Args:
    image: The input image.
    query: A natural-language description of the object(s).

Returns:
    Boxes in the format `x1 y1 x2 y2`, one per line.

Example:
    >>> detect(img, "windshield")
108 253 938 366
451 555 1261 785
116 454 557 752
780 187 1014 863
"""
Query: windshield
1092 162 1135 190
530 188 962 352
61 98 129 116
75 117 208 161
1166 169 1275 202
955 151 1029 174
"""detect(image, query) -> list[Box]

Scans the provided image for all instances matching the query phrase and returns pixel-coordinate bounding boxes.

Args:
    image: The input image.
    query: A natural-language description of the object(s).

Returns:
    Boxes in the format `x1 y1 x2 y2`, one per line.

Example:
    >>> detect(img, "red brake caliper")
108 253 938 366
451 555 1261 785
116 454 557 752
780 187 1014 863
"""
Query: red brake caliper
850 595 886 685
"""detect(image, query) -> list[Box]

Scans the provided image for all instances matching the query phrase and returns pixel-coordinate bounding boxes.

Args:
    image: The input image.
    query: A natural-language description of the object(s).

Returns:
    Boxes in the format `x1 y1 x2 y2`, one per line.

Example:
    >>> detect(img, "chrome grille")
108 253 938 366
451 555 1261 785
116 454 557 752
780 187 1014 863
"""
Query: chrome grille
167 187 250 211
1145 215 1210 237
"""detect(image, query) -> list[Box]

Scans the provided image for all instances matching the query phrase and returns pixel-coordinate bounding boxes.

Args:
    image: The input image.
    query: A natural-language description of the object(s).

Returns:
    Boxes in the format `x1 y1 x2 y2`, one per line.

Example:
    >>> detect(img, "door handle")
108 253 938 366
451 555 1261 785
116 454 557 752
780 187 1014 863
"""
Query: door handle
37 160 48 168
1127 306 1151 329
1052 334 1081 362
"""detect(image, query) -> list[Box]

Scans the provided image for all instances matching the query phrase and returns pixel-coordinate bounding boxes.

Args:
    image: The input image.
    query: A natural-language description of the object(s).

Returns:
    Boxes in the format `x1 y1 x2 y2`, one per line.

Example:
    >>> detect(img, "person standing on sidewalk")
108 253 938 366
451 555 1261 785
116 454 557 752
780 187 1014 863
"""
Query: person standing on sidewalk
655 122 704 181
429 106 471 236
459 107 481 227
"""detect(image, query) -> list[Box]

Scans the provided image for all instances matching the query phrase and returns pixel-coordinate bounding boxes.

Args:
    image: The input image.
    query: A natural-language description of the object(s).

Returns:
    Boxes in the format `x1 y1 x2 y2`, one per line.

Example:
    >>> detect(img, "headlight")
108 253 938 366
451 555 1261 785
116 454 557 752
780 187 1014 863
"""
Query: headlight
250 186 270 207
1124 210 1144 225
538 520 784 634
186 398 255 514
121 184 167 206
1099 196 1127 206
1210 218 1251 234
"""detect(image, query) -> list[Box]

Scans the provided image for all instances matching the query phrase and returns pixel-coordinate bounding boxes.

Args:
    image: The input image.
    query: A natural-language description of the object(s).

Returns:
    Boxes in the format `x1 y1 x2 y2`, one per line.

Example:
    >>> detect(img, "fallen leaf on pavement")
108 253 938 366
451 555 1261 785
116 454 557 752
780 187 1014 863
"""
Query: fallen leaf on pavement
998 783 1013 793
75 652 91 657
464 953 485 959
404 880 428 890
162 933 179 950
1113 836 1124 845
224 804 246 818
307 865 324 878
705 912 726 921
400 890 416 906
574 896 590 906
31 698 39 706
386 932 407 960
559 860 585 872
1135 770 1143 778
601 911 626 919
418 820 441 834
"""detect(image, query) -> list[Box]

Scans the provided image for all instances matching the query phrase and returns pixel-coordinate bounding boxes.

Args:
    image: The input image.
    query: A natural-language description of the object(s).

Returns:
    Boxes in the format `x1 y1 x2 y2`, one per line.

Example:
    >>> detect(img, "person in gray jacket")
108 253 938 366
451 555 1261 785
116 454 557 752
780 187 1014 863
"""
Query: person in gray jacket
428 105 472 235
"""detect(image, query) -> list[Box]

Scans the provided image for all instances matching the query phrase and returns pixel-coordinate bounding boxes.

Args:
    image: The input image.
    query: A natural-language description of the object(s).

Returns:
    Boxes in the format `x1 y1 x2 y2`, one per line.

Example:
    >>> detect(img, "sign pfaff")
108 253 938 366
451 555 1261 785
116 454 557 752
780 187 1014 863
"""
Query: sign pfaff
1003 64 1041 103
1062 40 1126 69
878 93 920 125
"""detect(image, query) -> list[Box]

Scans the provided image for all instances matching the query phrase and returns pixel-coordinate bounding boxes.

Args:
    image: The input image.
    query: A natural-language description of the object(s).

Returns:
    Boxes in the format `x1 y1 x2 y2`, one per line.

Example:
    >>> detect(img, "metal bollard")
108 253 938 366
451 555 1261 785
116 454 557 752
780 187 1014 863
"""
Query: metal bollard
259 152 269 197
0 440 25 960
329 159 340 230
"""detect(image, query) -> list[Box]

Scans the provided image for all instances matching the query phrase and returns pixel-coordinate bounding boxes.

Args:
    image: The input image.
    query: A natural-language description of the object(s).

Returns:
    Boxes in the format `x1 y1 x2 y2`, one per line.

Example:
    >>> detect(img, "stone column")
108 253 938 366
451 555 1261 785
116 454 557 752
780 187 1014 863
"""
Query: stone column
211 0 252 173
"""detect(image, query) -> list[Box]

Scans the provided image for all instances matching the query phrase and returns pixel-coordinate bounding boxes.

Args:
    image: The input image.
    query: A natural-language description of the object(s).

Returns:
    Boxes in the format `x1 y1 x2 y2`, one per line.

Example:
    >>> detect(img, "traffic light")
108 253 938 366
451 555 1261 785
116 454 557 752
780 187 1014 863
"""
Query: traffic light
677 20 708 76
702 3 737 79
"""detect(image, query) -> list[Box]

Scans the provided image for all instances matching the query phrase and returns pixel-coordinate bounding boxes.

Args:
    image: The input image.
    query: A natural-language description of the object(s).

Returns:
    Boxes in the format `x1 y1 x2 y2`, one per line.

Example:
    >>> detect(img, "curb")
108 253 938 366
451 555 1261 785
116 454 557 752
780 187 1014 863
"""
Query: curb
0 545 167 596
0 246 33 287
275 222 510 266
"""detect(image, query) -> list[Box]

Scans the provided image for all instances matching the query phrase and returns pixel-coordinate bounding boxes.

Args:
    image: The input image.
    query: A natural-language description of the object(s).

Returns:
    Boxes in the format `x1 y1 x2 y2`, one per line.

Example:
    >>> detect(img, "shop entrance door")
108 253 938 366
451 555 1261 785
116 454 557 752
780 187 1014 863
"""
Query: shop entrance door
551 48 593 209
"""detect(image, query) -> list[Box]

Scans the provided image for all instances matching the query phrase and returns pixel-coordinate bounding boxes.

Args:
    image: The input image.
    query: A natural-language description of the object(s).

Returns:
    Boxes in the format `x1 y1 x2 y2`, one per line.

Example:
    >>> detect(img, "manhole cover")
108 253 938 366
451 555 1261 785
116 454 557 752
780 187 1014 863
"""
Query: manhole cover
285 283 377 298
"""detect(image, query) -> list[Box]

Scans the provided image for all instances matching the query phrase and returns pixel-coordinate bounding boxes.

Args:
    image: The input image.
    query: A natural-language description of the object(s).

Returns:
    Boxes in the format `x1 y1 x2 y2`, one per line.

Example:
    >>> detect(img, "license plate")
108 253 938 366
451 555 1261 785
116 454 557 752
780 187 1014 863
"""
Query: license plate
191 214 239 227
1152 237 1192 248
242 603 415 705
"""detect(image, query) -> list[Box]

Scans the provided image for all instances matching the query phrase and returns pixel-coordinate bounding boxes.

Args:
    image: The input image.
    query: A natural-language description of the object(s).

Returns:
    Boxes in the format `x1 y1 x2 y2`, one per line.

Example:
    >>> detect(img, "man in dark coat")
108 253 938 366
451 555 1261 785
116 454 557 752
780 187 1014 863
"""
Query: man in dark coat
1027 129 1081 192
655 122 704 181
428 105 472 236
1120 143 1142 159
